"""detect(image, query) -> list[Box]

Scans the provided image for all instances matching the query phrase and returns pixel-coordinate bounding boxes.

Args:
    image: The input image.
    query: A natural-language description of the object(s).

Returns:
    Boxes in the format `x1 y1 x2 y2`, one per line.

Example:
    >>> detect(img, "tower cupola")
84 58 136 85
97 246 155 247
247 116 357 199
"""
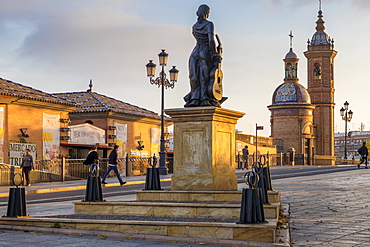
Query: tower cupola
284 31 299 80
309 2 334 47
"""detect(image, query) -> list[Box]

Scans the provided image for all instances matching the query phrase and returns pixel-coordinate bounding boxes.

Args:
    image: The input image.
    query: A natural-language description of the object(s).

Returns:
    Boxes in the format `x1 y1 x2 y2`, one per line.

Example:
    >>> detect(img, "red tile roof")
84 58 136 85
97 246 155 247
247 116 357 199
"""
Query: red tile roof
53 91 162 119
0 77 74 106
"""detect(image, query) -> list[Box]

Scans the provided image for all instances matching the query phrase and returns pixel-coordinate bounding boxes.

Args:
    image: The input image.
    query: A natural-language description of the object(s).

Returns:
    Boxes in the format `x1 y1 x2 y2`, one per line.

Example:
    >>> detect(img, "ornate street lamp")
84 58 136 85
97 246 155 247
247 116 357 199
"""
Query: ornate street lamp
340 101 353 159
146 49 179 175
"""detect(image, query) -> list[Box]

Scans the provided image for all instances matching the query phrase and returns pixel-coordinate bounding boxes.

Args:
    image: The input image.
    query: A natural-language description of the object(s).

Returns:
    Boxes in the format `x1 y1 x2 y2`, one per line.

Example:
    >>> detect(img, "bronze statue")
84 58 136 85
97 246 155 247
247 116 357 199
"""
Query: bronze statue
184 4 227 107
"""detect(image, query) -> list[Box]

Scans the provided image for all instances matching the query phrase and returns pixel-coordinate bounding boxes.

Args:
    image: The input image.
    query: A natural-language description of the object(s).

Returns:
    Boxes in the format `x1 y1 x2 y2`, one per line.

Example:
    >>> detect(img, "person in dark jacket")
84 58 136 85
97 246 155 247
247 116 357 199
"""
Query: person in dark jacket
242 145 249 170
85 146 99 176
101 145 126 186
21 149 34 186
358 142 368 169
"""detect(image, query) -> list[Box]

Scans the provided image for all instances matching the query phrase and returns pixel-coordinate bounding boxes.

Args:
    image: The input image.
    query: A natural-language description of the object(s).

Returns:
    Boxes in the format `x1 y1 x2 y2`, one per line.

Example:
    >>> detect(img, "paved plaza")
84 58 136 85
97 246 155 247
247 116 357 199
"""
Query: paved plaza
273 168 370 246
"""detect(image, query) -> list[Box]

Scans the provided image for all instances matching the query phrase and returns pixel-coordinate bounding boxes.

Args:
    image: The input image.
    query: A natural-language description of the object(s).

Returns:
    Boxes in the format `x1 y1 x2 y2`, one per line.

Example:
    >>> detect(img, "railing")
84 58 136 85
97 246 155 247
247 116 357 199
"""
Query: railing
0 155 166 185
236 153 341 167
335 157 356 165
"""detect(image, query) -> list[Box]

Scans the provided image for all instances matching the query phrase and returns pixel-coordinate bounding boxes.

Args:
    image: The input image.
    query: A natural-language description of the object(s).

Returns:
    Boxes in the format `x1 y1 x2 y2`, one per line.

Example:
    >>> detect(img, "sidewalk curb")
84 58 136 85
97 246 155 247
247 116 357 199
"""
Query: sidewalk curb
0 224 290 246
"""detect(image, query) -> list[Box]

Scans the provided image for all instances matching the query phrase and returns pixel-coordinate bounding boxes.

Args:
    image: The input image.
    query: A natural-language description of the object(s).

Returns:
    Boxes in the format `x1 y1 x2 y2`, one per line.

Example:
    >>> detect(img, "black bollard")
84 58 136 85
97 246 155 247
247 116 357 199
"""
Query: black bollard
145 168 161 190
4 173 27 218
144 155 162 190
84 176 103 202
238 171 266 224
263 165 273 191
253 163 270 205
83 164 103 202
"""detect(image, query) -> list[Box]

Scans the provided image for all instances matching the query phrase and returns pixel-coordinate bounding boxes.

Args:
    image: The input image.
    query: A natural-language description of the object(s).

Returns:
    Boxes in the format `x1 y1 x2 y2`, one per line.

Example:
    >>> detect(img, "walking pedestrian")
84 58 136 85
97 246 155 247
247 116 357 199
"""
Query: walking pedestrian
101 145 126 186
357 142 368 169
242 145 249 170
20 149 34 186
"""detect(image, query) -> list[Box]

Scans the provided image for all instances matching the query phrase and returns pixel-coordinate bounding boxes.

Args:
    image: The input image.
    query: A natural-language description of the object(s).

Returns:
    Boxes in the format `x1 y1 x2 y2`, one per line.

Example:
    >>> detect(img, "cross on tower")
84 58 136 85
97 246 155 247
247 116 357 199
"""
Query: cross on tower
289 30 293 49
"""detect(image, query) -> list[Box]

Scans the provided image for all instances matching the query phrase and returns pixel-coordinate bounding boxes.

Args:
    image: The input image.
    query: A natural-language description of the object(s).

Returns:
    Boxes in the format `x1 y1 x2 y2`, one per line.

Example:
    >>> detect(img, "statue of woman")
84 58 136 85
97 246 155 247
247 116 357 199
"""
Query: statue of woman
184 4 225 107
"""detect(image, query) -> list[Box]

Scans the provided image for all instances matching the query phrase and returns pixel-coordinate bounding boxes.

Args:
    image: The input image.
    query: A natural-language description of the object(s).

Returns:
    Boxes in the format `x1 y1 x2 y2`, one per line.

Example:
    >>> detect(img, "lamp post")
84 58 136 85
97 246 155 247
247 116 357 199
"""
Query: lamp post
146 49 179 175
340 101 353 160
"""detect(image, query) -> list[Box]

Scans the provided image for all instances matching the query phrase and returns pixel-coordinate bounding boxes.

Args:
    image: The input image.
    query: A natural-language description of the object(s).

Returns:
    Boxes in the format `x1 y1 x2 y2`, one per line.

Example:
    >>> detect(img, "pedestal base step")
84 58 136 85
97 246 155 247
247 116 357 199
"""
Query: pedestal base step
74 201 280 219
136 190 280 203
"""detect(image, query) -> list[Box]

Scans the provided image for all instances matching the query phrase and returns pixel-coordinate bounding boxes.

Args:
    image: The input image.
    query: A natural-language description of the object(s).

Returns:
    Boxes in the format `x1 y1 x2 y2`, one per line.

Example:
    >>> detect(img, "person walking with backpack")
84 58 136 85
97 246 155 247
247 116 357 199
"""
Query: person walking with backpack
357 142 368 169
101 145 126 186
84 146 99 175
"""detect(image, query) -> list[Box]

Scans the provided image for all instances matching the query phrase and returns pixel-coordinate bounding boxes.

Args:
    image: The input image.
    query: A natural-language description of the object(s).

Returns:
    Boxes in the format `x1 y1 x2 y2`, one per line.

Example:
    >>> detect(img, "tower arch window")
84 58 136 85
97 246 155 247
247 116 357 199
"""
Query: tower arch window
285 63 292 78
314 63 321 79
285 62 297 78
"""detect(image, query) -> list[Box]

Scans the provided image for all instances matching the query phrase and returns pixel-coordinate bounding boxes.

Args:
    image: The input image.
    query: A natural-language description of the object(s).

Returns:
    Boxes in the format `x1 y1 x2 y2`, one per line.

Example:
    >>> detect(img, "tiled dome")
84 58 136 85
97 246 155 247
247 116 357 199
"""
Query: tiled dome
272 82 311 105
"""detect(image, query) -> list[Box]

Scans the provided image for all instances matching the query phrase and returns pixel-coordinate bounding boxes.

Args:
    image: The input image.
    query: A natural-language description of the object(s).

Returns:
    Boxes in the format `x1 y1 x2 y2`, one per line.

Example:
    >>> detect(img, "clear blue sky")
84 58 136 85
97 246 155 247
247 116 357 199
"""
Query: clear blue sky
0 0 369 136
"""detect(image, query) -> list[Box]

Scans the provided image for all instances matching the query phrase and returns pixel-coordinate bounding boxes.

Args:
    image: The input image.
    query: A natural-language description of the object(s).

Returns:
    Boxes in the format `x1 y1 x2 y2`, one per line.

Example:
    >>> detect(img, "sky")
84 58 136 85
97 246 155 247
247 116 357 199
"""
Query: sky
0 0 369 137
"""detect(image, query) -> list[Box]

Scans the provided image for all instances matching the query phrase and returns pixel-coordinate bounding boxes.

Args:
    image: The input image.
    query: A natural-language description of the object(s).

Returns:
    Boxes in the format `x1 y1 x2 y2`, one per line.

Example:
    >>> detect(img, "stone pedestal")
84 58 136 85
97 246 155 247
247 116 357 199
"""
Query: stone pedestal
165 107 245 191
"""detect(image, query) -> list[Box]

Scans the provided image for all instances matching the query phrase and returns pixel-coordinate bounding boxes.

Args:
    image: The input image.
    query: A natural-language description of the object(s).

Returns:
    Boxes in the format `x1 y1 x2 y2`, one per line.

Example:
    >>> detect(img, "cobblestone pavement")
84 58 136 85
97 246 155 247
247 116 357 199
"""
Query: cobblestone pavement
274 169 370 246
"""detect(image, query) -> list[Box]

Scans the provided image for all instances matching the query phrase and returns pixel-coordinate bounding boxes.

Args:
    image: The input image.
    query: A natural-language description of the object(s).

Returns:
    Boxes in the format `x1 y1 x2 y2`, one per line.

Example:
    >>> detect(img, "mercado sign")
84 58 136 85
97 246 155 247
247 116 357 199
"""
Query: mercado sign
8 141 37 166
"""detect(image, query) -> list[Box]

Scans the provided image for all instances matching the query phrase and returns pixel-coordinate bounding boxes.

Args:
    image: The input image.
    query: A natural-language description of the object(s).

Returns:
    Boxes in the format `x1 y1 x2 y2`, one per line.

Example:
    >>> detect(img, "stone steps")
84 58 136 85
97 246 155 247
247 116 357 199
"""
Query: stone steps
70 189 282 243
0 217 278 243
0 189 283 244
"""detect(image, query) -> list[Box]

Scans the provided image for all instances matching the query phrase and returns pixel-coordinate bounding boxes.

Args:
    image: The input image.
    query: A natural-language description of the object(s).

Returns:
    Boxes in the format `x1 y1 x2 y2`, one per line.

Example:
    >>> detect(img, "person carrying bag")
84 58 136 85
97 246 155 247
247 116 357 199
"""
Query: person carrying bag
357 142 368 169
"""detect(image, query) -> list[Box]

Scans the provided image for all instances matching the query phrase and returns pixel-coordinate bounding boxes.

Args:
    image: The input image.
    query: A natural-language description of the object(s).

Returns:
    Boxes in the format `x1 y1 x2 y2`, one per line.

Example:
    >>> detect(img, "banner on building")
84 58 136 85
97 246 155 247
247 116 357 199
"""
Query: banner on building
43 113 60 160
151 128 160 156
114 123 127 158
69 123 105 144
9 141 37 166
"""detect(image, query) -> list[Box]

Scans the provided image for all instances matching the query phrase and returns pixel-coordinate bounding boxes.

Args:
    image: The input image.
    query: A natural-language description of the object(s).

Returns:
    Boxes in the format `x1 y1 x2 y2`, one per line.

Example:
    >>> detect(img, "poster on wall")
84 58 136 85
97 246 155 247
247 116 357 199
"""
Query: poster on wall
151 128 160 156
9 141 37 166
42 113 60 160
0 107 4 162
114 123 127 158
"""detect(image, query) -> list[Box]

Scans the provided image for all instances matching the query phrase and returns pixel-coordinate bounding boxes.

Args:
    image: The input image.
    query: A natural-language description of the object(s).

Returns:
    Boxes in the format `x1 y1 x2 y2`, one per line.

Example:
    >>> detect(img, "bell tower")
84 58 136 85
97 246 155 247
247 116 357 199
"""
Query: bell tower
304 3 337 162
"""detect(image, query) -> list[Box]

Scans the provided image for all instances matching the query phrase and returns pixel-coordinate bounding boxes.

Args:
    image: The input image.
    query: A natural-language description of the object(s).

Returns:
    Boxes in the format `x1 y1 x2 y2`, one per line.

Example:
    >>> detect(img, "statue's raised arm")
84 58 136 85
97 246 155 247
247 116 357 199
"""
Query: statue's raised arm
184 4 227 107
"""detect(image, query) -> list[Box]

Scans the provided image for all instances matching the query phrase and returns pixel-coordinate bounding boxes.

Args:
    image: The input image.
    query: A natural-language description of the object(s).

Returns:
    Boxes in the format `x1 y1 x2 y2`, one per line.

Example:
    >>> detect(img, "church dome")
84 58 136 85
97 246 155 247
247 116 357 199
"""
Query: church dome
285 48 297 59
272 82 311 105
